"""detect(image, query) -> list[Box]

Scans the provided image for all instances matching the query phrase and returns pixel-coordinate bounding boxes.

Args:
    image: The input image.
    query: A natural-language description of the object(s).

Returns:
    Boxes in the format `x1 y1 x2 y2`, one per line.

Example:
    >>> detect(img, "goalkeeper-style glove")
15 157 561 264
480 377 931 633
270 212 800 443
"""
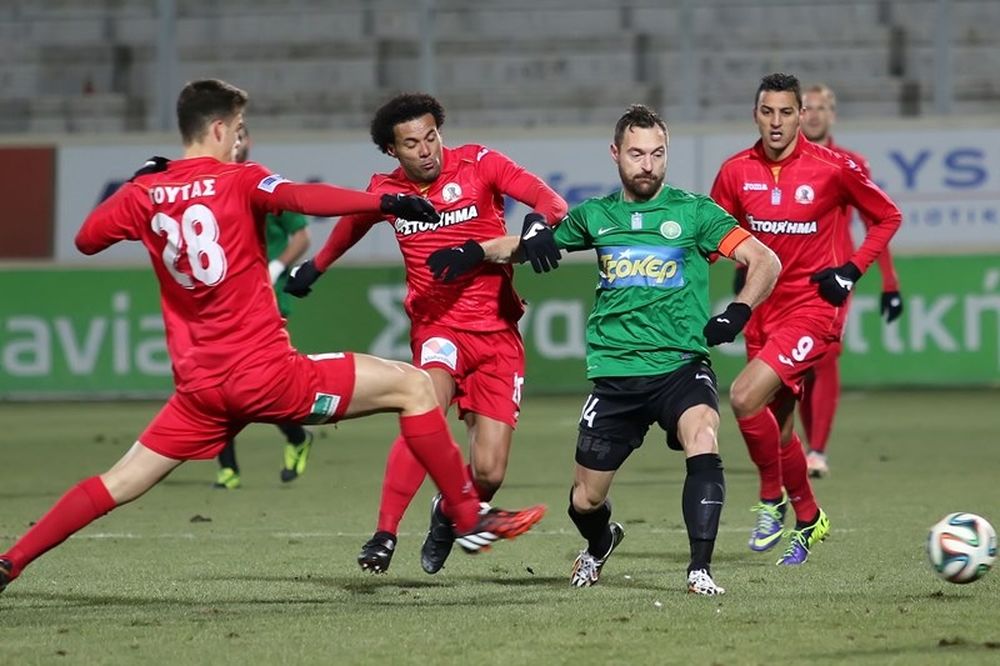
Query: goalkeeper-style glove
130 156 169 181
520 212 560 273
880 290 904 323
703 302 752 347
380 193 439 223
426 240 486 283
283 260 322 298
810 261 862 307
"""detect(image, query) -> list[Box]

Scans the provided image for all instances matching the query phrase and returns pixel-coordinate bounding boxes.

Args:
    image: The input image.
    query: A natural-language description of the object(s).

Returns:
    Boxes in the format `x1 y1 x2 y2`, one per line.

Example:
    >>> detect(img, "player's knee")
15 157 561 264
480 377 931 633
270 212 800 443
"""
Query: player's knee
729 380 760 418
397 365 437 412
685 424 719 456
472 465 505 494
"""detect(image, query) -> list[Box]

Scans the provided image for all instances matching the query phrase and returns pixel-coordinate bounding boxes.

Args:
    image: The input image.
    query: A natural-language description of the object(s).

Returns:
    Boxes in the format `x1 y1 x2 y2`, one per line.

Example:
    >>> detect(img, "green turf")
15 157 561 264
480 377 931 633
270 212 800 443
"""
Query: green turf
1 392 999 665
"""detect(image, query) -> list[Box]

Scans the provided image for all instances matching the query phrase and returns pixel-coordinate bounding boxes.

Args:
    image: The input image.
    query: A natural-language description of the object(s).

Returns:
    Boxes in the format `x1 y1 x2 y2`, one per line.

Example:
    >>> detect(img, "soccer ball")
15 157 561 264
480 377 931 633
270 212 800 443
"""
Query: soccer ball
926 512 997 584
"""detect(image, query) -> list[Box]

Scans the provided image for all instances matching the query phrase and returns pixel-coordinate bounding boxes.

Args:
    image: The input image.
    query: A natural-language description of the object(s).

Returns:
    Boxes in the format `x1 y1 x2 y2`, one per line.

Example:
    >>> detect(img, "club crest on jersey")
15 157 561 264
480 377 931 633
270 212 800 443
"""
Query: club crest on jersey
394 204 478 236
631 212 643 230
794 184 815 204
441 182 463 203
660 220 682 239
420 337 458 370
598 246 685 289
746 214 817 235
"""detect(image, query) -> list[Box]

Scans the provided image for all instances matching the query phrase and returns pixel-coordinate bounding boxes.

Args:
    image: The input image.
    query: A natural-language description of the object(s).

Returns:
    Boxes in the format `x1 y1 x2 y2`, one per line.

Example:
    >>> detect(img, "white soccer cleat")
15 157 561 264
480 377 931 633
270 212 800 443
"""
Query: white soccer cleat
687 568 726 596
570 522 625 588
807 451 829 478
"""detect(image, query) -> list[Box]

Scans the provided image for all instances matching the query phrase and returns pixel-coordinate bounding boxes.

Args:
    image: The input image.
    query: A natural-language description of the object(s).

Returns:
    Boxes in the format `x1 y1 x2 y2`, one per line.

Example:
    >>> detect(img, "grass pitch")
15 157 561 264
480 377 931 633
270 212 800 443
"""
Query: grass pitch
1 391 999 665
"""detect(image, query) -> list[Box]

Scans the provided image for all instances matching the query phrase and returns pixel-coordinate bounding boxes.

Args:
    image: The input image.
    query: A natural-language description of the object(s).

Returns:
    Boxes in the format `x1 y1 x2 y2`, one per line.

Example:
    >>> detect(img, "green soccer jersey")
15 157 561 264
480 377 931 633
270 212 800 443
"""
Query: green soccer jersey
266 210 309 317
554 185 740 379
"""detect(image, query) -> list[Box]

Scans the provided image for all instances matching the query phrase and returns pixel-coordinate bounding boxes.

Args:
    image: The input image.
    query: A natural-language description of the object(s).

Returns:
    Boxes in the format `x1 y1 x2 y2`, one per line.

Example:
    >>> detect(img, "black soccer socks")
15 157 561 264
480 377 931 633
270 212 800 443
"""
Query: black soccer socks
683 453 725 572
568 490 613 558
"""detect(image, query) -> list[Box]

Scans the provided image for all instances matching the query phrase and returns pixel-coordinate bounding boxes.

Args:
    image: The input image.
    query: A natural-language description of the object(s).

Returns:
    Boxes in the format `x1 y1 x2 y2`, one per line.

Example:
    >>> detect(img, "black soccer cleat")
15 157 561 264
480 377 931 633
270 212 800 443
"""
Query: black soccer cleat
357 531 397 574
420 493 456 574
0 558 13 594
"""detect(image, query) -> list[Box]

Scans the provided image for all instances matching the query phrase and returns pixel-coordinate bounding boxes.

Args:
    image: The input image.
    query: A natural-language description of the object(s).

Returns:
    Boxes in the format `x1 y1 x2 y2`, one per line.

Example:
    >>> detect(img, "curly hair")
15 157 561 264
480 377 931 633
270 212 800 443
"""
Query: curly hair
369 93 446 154
755 72 801 109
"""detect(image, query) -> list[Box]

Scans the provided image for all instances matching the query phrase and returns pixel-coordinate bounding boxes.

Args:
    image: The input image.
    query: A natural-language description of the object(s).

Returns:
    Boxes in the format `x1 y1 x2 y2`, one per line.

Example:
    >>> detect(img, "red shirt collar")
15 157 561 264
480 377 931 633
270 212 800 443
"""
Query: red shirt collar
751 131 807 166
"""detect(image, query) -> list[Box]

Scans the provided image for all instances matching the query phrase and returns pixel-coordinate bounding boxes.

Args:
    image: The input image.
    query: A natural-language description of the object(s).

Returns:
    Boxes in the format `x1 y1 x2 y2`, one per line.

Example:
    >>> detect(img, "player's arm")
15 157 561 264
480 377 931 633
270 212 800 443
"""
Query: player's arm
810 157 902 306
697 197 780 347
75 182 148 255
283 212 381 297
479 148 569 224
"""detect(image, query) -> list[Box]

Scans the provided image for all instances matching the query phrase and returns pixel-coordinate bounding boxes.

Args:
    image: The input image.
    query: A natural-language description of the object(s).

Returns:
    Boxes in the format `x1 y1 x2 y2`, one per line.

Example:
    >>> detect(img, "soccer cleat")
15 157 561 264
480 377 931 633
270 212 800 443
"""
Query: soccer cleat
0 558 12 594
453 504 547 555
749 495 787 552
357 531 397 574
687 568 726 596
807 450 829 478
570 522 625 588
213 467 241 490
777 508 831 565
420 493 456 574
280 430 314 483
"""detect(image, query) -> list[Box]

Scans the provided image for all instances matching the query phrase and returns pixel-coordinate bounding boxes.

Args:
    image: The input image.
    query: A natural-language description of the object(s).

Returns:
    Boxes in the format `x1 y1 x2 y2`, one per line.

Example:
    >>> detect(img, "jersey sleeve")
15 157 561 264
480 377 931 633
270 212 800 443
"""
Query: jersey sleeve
312 174 385 272
244 163 382 219
553 205 592 252
838 155 902 273
75 182 149 255
476 147 568 223
695 196 746 257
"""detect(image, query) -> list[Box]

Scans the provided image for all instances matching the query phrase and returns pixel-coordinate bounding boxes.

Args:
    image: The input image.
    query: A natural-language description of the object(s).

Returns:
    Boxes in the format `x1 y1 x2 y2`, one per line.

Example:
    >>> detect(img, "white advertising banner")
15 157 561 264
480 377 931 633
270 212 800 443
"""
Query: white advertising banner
55 125 1000 263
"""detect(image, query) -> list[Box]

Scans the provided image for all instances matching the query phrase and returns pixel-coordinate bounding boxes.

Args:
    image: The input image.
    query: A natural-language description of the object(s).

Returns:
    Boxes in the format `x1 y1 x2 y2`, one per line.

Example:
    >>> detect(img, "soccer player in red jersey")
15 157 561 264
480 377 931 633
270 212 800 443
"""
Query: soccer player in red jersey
285 93 567 575
799 83 904 478
0 80 545 595
710 73 902 565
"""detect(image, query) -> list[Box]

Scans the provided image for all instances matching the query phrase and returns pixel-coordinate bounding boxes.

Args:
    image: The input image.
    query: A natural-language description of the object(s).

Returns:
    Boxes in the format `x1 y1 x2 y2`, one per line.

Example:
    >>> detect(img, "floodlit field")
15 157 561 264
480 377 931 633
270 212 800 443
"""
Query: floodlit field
1 391 999 665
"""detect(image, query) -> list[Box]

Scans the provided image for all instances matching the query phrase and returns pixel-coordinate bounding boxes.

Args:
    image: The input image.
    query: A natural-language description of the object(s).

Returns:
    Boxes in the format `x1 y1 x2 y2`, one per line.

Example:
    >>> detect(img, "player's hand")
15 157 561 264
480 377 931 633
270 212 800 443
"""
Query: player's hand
380 193 440 224
810 261 861 307
426 240 485 282
880 290 904 323
703 302 752 346
130 156 169 181
283 259 322 297
732 266 747 295
520 212 560 273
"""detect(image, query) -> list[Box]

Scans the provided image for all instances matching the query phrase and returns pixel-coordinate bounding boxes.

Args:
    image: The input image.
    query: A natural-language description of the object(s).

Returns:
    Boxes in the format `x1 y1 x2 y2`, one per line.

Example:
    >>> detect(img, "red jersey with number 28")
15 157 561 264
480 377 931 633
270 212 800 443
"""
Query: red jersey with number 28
75 156 384 392
710 135 901 326
314 144 567 331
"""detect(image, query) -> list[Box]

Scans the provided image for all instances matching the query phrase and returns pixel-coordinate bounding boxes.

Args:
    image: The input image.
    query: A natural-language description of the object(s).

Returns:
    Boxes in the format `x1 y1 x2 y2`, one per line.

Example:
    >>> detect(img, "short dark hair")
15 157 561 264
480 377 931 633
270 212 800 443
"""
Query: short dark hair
369 93 446 154
176 79 248 145
613 104 667 147
755 72 802 109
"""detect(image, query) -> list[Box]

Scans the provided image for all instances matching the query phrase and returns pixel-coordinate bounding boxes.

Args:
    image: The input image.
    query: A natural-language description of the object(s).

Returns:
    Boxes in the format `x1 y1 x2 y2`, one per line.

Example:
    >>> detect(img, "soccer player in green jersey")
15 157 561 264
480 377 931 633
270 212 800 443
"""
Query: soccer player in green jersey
213 125 314 489
425 105 780 594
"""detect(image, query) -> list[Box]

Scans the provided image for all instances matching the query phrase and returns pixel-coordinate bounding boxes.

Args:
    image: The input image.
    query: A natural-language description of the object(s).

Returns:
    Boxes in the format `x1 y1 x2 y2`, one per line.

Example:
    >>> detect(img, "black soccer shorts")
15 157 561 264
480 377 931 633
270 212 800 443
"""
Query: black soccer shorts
575 361 720 472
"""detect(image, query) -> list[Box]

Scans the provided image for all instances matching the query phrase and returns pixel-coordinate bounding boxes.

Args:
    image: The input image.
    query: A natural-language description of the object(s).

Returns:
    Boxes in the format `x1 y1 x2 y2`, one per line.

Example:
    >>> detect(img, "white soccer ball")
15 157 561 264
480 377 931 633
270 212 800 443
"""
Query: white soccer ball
926 512 997 584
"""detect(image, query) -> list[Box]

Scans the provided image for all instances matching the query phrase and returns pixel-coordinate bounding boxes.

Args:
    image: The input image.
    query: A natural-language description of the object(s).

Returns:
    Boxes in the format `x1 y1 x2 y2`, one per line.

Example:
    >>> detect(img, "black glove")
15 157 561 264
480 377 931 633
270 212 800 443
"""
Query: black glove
426 240 485 283
520 212 560 273
283 259 322 298
130 156 169 181
380 193 439 224
732 265 747 295
703 302 752 347
810 261 862 307
880 290 904 323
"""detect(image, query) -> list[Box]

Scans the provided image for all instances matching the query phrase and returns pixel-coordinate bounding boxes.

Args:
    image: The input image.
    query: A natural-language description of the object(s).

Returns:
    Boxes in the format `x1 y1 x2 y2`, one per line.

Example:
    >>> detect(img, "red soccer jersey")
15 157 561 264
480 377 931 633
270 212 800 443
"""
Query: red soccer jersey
826 137 900 292
314 144 567 332
710 135 901 324
75 156 385 391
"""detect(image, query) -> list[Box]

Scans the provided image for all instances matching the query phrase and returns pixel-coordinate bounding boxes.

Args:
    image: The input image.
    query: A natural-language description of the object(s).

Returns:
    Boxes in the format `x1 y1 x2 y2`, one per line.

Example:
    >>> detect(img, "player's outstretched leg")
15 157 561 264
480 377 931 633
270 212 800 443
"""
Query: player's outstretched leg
776 435 830 565
0 442 181 593
346 355 546 559
279 424 313 483
682 452 727 596
567 468 623 588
